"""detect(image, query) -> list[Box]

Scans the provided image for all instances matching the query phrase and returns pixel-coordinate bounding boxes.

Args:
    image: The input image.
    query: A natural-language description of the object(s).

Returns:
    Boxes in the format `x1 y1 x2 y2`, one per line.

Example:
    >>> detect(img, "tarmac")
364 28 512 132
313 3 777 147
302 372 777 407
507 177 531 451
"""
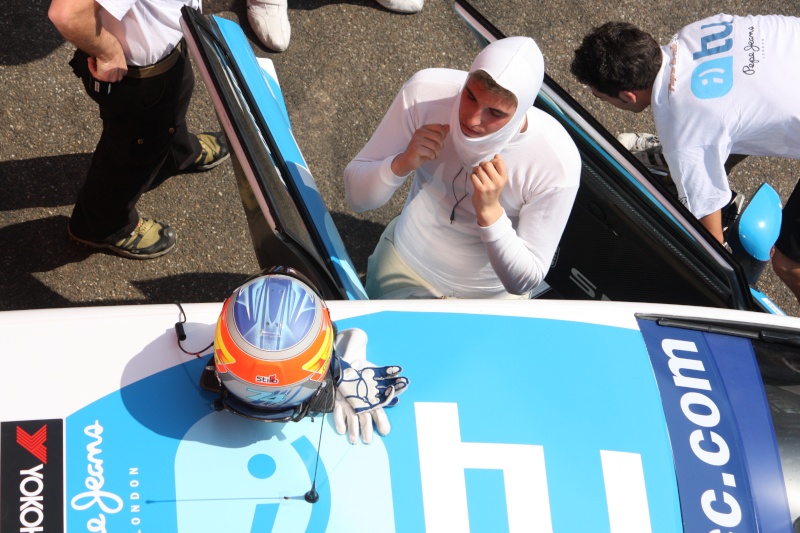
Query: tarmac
2 0 800 315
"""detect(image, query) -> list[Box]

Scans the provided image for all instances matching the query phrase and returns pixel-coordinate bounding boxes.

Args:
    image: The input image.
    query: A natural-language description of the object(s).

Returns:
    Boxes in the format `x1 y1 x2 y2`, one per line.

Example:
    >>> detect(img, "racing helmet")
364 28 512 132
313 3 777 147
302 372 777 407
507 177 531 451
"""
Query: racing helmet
211 269 335 421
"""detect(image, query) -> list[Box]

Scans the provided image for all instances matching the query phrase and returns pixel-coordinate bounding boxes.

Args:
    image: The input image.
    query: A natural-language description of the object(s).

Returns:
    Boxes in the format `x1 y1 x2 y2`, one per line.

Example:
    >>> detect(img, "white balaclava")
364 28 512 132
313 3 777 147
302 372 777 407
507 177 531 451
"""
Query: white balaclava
449 36 545 168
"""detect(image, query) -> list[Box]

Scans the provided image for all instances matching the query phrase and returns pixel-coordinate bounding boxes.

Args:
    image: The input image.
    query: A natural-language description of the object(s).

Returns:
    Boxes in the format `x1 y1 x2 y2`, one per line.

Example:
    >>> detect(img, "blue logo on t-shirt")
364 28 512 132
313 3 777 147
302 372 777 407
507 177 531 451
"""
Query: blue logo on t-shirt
691 56 734 99
690 21 734 99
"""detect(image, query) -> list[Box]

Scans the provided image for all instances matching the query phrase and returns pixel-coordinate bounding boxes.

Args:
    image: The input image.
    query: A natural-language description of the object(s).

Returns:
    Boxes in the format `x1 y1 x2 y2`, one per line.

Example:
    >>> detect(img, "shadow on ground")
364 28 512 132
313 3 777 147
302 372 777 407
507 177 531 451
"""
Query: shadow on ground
0 154 90 211
1 0 64 65
0 215 253 311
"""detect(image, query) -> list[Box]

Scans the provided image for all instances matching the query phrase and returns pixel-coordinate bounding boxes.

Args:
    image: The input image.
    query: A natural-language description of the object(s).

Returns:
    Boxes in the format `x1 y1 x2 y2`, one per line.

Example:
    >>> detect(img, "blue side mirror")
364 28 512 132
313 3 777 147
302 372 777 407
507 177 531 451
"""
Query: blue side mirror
727 183 782 285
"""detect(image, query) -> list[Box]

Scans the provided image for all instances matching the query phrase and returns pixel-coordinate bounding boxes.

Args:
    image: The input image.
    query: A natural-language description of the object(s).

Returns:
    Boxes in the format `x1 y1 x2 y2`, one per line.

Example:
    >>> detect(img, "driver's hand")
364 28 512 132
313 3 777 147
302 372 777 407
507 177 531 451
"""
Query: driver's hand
391 123 450 176
471 154 508 227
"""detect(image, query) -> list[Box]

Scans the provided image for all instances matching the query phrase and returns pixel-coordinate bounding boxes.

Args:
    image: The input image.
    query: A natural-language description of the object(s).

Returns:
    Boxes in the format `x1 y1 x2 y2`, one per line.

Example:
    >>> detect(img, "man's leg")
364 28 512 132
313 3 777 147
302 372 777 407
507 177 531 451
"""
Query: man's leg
150 48 228 189
365 218 443 299
69 78 173 242
149 48 202 188
773 181 800 305
773 250 800 303
68 51 192 257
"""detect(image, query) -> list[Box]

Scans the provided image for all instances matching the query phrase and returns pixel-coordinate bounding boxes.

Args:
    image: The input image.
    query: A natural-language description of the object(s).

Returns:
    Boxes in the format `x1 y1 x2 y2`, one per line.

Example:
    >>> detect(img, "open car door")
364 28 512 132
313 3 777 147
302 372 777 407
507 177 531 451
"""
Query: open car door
180 8 366 301
455 0 778 313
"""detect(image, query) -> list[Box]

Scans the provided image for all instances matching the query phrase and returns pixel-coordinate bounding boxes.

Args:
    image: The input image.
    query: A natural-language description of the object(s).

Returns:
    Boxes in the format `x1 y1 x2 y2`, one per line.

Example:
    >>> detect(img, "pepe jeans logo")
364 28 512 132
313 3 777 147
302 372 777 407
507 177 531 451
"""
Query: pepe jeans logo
742 26 762 76
1 420 64 533
688 20 766 99
70 421 125 533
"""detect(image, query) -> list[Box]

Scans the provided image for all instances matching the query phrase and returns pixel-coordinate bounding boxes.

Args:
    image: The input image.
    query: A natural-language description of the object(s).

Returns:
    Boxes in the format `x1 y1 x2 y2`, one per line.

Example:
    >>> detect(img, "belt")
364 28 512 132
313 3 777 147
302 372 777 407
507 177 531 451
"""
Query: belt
126 41 184 79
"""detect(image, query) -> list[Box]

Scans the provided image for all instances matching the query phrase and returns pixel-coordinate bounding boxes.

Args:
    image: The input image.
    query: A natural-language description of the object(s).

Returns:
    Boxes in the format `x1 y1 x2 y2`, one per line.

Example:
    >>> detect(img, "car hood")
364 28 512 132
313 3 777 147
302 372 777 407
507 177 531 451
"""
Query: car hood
1 299 797 531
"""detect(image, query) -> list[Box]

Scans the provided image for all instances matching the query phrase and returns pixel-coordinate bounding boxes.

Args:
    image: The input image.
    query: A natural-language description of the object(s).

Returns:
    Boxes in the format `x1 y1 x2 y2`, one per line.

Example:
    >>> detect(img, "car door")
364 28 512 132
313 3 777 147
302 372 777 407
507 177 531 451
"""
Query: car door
181 7 367 301
455 0 763 312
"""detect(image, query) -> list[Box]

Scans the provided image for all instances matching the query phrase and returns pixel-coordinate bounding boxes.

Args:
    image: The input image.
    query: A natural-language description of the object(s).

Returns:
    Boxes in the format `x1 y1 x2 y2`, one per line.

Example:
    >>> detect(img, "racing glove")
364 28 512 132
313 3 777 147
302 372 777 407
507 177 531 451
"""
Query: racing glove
332 328 409 444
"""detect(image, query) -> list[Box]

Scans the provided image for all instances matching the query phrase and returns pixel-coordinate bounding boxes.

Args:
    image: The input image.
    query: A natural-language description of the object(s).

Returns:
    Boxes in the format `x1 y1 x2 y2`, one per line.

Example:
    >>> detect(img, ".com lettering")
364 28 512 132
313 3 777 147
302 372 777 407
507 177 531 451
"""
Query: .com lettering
662 339 742 530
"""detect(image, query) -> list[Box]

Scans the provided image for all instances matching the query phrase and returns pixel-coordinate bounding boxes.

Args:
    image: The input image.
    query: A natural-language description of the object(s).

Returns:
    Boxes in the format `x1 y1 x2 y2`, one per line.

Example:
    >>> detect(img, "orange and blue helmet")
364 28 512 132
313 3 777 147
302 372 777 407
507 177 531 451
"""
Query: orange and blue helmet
213 270 334 421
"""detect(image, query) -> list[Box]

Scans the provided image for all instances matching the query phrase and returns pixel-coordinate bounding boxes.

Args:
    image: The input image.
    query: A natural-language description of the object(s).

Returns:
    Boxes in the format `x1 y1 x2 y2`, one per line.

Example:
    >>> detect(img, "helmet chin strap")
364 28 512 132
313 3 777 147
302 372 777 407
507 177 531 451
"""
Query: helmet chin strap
200 365 336 423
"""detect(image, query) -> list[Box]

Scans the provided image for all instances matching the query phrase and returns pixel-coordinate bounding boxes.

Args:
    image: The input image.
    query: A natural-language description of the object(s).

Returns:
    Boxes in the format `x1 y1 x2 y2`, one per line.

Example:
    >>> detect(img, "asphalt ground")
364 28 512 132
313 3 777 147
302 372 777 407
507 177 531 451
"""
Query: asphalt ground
3 0 800 315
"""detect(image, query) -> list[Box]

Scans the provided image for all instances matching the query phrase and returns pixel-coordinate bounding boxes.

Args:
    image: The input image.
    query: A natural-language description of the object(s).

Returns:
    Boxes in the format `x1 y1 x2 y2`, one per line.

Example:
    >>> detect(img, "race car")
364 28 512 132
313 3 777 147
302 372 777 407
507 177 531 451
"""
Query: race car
1 3 799 532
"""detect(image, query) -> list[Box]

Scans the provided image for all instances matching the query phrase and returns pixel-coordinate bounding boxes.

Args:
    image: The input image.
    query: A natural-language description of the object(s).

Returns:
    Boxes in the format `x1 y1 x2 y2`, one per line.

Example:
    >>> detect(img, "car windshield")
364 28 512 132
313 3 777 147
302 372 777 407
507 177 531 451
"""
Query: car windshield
641 313 800 525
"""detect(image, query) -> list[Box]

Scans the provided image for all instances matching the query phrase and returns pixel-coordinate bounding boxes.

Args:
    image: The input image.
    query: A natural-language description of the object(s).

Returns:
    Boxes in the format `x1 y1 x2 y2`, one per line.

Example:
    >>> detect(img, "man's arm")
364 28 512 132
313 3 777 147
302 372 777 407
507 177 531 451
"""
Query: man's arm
48 0 127 82
699 209 724 244
344 84 424 212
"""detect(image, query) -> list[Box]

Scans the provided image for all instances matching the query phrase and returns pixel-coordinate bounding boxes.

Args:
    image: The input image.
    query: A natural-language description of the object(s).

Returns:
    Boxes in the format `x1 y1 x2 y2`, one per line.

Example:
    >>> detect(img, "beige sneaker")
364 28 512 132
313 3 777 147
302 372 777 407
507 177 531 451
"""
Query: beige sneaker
189 132 230 171
617 132 668 173
616 132 660 152
68 217 177 259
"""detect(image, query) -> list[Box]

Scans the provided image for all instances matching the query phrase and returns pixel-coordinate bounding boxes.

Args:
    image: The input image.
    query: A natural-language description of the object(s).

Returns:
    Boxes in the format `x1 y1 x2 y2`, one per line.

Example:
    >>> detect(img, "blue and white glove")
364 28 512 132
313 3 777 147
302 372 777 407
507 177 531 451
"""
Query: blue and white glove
332 328 409 444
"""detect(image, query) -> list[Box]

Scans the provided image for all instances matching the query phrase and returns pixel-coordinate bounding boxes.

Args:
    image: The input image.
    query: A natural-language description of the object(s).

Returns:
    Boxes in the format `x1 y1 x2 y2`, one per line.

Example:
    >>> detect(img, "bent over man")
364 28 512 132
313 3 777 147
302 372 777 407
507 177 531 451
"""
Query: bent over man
571 14 800 303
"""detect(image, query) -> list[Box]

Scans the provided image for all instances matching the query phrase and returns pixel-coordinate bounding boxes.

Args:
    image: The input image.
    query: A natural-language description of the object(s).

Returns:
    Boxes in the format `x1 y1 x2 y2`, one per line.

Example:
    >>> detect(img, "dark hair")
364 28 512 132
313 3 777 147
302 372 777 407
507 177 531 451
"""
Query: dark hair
469 69 518 108
570 22 662 97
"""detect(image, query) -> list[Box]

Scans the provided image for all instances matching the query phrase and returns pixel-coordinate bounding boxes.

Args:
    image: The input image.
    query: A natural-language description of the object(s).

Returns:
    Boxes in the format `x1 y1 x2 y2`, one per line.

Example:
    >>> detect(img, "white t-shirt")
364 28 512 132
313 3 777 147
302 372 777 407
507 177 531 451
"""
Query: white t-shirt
97 0 201 66
344 68 580 298
651 13 800 218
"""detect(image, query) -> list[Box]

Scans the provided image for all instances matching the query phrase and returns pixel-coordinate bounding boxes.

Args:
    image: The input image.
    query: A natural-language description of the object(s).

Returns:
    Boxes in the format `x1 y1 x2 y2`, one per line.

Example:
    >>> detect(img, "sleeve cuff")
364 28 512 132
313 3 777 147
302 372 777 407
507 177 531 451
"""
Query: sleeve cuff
478 210 512 242
379 155 412 188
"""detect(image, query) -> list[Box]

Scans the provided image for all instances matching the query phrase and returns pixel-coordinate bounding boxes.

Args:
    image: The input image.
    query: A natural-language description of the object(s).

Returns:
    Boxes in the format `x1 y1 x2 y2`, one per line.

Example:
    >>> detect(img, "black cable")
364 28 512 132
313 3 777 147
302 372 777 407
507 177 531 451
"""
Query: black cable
449 166 467 224
174 302 214 358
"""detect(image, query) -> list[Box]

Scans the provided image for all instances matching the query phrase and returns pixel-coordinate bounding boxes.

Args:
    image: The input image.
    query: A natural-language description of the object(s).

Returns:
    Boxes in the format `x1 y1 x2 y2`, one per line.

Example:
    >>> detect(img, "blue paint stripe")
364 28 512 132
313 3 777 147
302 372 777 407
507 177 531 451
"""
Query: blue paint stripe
466 469 510 532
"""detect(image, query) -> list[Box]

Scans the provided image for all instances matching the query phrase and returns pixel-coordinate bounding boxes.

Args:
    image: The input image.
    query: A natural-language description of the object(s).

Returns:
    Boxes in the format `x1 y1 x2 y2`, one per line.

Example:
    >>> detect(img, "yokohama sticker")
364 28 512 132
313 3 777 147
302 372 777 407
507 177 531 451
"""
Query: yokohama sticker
1 419 64 533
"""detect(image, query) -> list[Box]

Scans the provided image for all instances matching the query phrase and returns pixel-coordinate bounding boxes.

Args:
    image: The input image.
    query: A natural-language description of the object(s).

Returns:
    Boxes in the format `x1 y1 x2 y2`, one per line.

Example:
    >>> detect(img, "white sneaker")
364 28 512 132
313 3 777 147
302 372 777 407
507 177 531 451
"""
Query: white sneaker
616 132 660 152
375 0 424 13
631 148 668 170
247 0 291 52
617 132 668 172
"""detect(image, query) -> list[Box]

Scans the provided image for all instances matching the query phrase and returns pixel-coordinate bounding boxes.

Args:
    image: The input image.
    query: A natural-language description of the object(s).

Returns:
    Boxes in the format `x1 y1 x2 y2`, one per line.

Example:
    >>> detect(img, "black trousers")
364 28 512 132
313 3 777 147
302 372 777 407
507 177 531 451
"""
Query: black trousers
68 46 201 242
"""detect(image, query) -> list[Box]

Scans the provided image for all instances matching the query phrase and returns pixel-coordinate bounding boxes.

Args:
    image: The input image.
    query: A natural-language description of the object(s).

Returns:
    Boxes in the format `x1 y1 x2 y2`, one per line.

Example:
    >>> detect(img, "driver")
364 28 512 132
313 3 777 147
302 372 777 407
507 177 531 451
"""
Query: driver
344 37 580 299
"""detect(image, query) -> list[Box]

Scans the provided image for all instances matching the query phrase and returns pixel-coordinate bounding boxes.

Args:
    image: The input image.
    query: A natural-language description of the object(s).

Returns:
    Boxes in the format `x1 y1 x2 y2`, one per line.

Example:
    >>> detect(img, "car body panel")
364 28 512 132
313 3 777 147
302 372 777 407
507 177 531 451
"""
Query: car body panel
1 299 797 531
0 4 797 533
0 301 765 531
